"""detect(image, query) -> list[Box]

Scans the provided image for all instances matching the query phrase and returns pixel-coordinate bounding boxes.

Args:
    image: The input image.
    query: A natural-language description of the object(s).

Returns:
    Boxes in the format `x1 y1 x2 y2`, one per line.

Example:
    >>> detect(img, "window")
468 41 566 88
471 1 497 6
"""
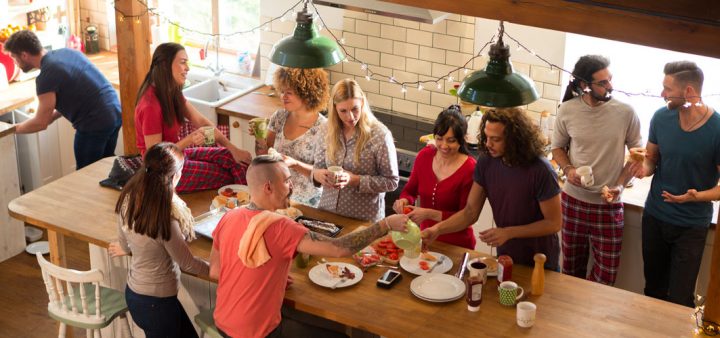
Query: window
564 34 720 143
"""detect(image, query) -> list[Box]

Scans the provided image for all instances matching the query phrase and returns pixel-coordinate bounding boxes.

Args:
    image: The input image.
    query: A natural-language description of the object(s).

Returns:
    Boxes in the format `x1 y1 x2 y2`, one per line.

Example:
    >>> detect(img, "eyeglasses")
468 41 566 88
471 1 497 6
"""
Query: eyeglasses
591 79 612 88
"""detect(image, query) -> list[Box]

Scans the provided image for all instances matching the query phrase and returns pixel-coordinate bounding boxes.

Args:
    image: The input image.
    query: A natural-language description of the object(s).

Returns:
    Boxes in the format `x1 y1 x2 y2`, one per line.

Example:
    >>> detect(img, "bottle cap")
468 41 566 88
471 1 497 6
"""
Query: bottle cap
467 305 480 312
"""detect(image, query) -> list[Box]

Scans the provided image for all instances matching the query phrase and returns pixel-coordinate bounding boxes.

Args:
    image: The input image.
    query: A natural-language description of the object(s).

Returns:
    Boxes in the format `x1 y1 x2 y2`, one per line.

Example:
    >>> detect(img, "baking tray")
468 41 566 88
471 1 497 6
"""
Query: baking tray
296 216 342 237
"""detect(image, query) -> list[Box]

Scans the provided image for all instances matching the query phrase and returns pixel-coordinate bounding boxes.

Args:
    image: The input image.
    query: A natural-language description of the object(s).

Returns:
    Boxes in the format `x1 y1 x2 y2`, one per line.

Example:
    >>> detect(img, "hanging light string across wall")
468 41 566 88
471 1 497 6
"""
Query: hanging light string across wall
113 0 719 100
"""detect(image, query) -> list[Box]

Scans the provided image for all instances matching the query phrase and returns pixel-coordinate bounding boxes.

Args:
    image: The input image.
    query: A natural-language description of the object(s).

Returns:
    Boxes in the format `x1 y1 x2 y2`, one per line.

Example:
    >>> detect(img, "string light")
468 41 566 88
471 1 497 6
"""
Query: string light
418 84 424 91
339 37 345 44
401 85 407 93
436 82 442 89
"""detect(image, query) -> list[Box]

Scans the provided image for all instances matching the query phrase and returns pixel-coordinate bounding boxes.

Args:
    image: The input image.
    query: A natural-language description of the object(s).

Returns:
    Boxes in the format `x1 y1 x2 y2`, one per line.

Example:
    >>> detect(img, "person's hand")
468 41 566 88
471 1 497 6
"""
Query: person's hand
662 189 698 204
228 147 252 165
479 228 511 247
383 214 409 232
421 225 440 245
314 169 335 187
285 275 294 290
333 170 353 189
282 154 299 168
190 129 205 146
565 167 581 186
629 161 650 179
393 198 409 214
108 241 128 257
605 184 624 203
406 206 435 224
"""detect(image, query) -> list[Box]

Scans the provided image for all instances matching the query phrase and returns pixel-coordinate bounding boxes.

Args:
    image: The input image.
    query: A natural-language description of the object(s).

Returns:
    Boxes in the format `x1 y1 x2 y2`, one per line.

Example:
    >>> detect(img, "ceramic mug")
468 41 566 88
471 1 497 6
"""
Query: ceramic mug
467 259 487 283
249 117 269 139
576 166 594 187
201 126 215 145
516 301 537 328
327 166 344 184
498 281 524 306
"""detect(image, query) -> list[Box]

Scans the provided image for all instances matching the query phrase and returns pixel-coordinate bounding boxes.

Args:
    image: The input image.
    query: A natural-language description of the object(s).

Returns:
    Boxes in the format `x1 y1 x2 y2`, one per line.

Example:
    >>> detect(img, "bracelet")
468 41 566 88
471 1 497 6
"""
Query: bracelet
562 164 574 172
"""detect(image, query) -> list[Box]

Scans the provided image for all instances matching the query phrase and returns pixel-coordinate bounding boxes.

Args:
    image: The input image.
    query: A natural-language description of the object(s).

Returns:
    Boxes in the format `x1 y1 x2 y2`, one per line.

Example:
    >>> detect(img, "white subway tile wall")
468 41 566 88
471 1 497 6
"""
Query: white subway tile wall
257 13 562 127
79 0 111 51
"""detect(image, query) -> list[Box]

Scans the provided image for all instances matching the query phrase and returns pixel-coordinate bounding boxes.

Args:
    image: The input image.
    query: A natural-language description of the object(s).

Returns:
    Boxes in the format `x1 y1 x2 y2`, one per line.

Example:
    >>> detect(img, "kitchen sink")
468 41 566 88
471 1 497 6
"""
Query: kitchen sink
183 74 263 124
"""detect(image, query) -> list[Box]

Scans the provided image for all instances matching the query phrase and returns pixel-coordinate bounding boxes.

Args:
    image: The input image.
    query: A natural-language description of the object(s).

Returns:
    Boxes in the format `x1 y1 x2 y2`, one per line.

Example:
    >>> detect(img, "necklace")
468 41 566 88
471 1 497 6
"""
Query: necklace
680 104 710 132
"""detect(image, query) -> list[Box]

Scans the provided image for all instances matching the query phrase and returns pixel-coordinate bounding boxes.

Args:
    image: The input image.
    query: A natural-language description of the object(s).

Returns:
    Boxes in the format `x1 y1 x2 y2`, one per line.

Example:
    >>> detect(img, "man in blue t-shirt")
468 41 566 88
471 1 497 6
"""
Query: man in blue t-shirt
4 30 121 169
423 107 562 270
633 61 720 307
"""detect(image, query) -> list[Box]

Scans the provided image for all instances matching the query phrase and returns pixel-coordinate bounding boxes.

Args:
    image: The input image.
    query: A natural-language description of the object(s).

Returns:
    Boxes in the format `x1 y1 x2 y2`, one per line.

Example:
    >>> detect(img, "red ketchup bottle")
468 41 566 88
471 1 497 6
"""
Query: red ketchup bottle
465 275 483 312
497 255 513 284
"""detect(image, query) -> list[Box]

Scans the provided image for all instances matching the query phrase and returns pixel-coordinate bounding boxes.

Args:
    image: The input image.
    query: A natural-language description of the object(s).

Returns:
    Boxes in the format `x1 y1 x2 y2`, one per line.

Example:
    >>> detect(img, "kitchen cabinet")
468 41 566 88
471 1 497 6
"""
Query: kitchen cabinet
0 122 25 262
12 108 64 192
228 116 256 155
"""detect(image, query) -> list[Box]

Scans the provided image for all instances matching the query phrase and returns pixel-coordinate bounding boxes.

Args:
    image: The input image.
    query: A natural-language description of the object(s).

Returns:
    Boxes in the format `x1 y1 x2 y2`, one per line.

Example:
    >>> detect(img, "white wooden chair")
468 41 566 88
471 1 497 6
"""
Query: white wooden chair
36 252 132 338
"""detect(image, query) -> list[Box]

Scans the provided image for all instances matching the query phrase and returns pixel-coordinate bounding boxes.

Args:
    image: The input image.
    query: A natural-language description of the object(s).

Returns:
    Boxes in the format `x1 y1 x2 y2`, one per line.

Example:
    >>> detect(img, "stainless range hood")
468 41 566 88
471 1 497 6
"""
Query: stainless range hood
314 0 450 25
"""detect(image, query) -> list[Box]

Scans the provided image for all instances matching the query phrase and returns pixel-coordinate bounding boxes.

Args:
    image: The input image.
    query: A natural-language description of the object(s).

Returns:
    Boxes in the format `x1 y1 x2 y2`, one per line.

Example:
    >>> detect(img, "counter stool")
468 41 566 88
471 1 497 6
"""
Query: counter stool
36 252 132 338
195 308 223 338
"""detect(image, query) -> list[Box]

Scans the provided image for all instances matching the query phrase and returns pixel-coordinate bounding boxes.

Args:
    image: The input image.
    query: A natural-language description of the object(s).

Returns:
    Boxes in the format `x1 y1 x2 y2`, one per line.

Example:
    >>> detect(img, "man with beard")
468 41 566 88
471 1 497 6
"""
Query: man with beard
209 155 408 338
3 30 121 169
632 61 720 307
551 55 642 285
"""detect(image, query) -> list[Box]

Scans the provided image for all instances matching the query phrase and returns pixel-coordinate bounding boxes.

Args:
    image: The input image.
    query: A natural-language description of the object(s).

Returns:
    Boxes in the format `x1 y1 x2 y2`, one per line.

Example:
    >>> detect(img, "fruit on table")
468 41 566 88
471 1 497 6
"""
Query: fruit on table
0 25 37 43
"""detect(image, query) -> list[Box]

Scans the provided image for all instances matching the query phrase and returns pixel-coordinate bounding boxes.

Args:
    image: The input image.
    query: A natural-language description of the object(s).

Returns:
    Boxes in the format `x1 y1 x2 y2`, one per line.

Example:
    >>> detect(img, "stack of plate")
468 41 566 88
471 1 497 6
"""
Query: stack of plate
410 274 466 302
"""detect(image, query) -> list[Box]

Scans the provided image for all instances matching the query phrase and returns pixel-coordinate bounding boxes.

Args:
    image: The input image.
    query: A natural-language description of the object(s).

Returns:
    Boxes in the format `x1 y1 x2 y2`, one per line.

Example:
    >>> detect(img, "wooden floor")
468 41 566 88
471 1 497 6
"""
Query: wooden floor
0 232 91 338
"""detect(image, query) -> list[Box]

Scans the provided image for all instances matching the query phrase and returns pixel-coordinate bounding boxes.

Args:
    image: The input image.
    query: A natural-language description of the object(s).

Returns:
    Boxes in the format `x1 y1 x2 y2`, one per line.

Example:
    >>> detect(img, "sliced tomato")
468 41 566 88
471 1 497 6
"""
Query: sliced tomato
419 263 430 270
403 206 413 214
389 253 399 260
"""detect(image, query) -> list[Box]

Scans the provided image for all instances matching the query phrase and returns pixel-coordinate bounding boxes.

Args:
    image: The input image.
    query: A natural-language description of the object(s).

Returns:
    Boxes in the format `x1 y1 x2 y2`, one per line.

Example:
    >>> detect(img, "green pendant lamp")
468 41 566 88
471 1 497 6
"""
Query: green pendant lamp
458 22 538 107
269 0 345 68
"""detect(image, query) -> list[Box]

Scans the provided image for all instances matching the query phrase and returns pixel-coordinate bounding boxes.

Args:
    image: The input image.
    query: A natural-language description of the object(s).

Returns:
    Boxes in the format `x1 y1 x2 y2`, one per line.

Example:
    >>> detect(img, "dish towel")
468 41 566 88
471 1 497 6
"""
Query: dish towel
237 210 287 268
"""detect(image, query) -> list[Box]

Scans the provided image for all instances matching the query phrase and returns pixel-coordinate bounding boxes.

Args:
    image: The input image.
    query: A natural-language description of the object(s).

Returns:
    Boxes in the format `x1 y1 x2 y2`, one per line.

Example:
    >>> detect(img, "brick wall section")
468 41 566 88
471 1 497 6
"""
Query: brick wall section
259 11 562 148
78 0 111 51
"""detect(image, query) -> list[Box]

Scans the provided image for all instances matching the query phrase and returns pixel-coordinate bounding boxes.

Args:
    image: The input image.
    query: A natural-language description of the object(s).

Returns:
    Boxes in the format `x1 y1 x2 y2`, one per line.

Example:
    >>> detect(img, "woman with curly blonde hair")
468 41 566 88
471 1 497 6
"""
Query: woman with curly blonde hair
312 79 399 222
255 67 330 206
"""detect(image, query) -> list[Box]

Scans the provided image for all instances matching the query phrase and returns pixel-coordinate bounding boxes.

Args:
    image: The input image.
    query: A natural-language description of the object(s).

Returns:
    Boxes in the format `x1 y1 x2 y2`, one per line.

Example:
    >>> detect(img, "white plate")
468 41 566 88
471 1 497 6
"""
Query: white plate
217 184 249 197
410 274 465 302
308 262 363 289
25 241 50 255
400 252 452 275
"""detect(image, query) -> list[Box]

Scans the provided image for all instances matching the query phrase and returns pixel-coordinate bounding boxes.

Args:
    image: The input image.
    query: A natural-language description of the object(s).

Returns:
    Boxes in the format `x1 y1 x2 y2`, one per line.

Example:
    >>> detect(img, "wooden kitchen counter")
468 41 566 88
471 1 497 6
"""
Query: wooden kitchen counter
0 51 119 116
8 157 698 337
216 85 282 120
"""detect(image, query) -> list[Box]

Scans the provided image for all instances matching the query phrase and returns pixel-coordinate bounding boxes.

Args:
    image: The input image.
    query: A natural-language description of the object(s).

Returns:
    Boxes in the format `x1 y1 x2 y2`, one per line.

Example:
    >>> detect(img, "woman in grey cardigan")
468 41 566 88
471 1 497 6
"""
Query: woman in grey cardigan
109 142 208 338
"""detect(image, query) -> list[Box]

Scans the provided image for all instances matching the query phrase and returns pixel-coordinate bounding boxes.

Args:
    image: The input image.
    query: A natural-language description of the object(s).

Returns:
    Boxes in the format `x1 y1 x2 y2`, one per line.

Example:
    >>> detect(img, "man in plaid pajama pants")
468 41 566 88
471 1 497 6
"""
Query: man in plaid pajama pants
552 55 642 285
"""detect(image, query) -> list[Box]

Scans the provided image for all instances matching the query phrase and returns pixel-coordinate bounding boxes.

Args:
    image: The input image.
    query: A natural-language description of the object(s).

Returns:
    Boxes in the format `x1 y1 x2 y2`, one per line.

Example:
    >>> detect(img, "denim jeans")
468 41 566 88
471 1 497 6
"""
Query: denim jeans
125 287 198 338
641 213 708 307
74 124 120 169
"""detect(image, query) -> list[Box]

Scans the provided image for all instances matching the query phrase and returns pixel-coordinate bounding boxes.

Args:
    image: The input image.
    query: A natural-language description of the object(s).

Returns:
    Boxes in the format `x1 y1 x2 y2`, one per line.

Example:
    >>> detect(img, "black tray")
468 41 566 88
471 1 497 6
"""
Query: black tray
296 216 342 237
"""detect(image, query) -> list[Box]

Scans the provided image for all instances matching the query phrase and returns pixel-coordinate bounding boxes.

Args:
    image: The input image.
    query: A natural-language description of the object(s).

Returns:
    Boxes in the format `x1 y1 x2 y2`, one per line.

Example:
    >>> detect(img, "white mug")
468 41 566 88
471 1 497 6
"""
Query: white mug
328 166 343 184
516 301 537 328
576 166 594 187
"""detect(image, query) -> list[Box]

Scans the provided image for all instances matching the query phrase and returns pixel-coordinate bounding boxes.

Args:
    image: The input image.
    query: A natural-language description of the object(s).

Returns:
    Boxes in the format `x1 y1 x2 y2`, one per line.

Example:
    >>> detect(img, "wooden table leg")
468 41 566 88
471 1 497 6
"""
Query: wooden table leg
704 226 719 327
47 229 73 338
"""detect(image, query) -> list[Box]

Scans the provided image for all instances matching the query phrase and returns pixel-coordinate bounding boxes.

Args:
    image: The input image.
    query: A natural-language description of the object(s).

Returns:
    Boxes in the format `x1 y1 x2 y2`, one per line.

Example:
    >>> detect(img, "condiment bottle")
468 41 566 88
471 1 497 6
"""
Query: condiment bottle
465 275 483 312
497 255 513 284
531 253 546 296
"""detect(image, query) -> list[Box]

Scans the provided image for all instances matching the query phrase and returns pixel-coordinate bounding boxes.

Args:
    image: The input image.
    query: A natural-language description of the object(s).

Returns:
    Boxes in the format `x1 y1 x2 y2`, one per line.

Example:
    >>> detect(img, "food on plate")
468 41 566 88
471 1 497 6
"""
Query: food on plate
297 218 341 237
220 187 236 197
235 191 250 204
480 256 498 273
353 252 381 268
325 264 356 279
601 185 614 203
420 252 437 261
629 147 647 162
371 236 404 264
275 207 303 219
418 261 430 270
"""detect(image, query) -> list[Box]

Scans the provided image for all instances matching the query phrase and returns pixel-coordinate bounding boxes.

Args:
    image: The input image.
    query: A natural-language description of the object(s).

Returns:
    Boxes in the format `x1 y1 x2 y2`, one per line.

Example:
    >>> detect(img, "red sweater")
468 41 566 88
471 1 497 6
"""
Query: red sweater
399 146 477 249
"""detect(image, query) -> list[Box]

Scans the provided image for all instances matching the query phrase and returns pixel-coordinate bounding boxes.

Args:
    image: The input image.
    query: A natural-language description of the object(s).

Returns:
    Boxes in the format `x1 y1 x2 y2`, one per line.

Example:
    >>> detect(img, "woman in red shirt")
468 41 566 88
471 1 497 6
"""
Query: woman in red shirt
135 42 252 192
393 105 477 249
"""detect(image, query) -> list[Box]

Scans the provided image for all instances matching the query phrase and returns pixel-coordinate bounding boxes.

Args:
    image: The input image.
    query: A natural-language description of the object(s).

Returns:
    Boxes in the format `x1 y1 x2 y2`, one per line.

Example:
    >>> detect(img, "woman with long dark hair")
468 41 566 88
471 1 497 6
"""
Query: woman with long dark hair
134 42 252 192
393 105 477 249
109 142 208 338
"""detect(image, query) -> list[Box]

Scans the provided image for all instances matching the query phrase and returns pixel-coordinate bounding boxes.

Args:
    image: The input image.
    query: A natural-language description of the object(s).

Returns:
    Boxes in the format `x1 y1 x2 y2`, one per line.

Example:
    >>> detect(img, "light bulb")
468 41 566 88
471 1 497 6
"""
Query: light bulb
389 77 396 83
360 63 367 70
365 75 371 81
463 68 468 75
448 76 453 82
401 86 407 93
436 83 442 89
118 15 124 22
339 38 345 44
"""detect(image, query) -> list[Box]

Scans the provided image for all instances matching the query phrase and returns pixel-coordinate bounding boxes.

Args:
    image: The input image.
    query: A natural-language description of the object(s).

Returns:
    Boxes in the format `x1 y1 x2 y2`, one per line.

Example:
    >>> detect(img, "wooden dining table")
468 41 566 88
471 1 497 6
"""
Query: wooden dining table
8 157 698 337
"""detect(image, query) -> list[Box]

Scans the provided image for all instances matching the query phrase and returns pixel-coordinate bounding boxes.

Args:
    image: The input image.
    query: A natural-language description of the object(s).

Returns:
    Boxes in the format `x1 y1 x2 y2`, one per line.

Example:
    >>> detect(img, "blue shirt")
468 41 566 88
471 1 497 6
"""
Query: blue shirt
36 49 121 132
474 154 561 269
645 106 720 227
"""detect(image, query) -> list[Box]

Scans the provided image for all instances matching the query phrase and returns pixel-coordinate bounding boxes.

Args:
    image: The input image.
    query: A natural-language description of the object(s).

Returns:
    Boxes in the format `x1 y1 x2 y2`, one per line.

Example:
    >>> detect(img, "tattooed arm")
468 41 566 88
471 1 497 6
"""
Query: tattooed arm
296 214 408 257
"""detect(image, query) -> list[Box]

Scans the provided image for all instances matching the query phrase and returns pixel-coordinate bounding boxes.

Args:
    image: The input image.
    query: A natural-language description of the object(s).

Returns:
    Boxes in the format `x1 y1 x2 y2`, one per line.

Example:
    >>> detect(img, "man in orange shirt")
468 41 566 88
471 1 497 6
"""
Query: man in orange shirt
209 155 407 338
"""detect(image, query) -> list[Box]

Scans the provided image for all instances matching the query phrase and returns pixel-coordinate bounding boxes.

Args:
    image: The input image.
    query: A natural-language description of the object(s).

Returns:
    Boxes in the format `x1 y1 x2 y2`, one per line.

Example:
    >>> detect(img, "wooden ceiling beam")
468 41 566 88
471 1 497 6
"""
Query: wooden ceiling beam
385 0 720 59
